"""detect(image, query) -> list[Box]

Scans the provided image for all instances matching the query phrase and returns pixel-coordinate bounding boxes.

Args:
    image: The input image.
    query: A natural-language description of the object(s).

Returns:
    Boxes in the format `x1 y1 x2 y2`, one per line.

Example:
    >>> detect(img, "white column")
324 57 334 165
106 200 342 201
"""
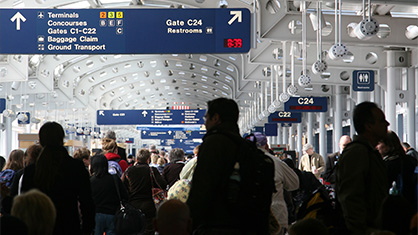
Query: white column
334 86 343 152
357 91 370 103
289 125 295 150
407 68 416 146
319 112 326 157
277 125 282 143
297 123 303 158
386 66 398 132
307 113 314 144
374 84 382 106
350 99 356 136
282 126 289 145
5 116 13 158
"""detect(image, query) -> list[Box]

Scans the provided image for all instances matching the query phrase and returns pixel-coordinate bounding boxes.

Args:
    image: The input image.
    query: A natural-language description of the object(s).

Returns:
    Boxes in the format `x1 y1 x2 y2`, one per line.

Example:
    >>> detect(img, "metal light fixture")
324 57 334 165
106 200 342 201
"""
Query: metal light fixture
298 1 311 87
328 0 348 60
354 0 379 40
218 0 228 8
312 2 328 75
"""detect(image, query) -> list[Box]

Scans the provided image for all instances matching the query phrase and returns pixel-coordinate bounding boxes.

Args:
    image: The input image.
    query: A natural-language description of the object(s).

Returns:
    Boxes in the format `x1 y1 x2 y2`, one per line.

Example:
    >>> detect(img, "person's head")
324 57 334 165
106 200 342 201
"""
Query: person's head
169 148 185 163
11 189 56 235
253 132 269 151
303 143 314 155
402 142 411 152
104 130 116 140
3 149 24 171
151 153 160 164
157 157 166 166
102 138 117 154
205 98 239 131
35 122 67 193
376 131 405 158
73 147 91 167
149 144 158 154
39 122 65 147
353 102 389 144
339 135 352 152
193 145 200 157
0 156 6 170
136 149 151 164
24 144 43 166
89 154 109 178
127 154 134 163
288 218 329 235
153 199 192 235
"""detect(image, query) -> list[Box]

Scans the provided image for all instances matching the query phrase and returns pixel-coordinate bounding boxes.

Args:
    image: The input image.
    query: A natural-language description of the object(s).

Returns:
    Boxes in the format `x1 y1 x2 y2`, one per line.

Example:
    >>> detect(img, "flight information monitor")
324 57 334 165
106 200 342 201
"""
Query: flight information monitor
0 8 251 54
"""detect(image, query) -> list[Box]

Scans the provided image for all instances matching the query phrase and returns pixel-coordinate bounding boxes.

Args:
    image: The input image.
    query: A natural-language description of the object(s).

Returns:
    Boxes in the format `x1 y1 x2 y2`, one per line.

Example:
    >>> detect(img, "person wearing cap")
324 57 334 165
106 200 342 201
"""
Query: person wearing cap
299 143 325 180
254 132 299 234
104 130 127 162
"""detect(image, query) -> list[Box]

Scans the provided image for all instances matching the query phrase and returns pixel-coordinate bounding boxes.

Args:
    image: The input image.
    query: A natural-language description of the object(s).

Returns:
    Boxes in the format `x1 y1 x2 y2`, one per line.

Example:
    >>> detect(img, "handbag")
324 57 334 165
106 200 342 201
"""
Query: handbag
150 167 167 207
167 159 197 202
112 175 145 235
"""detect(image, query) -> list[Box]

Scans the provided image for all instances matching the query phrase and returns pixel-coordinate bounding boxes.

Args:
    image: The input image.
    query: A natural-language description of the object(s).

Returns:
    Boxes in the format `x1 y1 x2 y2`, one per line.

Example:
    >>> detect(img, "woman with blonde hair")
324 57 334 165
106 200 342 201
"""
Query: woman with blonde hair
102 138 128 174
11 189 56 235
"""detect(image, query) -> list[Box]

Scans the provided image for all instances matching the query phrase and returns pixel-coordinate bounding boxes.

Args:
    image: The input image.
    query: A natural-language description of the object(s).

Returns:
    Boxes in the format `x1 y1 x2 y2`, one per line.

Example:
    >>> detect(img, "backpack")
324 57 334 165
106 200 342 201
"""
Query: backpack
219 131 276 233
0 169 15 187
109 159 123 178
296 186 348 235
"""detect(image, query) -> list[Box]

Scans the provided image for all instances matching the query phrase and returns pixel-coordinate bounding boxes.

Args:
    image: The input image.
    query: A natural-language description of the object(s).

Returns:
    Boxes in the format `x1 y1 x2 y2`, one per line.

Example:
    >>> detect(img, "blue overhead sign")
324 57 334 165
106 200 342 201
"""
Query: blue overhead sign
97 109 205 125
268 111 302 123
264 123 277 136
0 8 250 54
0 99 5 113
141 129 205 140
160 139 198 153
284 97 328 112
353 70 374 91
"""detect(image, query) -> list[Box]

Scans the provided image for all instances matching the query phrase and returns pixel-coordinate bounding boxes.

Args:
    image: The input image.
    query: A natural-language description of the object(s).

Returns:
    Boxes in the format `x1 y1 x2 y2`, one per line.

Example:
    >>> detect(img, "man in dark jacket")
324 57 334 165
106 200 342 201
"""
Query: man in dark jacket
403 142 418 162
187 98 270 234
337 102 389 235
323 135 351 188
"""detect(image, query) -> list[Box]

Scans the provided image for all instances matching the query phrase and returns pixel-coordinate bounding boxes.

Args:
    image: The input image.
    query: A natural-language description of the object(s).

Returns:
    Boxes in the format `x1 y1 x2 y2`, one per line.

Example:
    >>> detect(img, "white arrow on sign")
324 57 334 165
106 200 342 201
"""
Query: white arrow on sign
10 12 26 30
142 110 148 117
99 111 105 116
228 11 242 25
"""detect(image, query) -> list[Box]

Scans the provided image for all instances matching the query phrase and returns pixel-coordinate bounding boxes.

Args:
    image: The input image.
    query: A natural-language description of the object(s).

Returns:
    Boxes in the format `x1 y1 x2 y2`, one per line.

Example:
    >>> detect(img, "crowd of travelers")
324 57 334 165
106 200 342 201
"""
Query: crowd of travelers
0 98 417 235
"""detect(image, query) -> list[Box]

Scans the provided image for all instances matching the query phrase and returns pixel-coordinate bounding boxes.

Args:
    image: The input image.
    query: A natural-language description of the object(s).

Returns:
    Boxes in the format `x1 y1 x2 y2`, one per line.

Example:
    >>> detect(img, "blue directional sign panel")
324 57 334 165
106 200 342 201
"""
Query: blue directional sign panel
0 99 5 113
97 109 205 125
160 139 198 154
264 123 277 136
0 8 250 54
141 129 205 140
268 111 302 123
17 112 30 125
284 97 328 112
353 70 374 91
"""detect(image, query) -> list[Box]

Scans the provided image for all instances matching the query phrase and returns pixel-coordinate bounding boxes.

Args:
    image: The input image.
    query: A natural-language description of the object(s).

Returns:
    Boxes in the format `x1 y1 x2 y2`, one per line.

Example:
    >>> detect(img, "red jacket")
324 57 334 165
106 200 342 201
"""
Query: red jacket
105 152 129 173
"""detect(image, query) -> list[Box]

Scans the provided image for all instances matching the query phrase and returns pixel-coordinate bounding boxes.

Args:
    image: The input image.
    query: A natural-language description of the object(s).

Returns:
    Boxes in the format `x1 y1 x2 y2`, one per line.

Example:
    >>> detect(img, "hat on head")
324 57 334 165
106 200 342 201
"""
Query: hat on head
105 130 116 140
253 132 267 147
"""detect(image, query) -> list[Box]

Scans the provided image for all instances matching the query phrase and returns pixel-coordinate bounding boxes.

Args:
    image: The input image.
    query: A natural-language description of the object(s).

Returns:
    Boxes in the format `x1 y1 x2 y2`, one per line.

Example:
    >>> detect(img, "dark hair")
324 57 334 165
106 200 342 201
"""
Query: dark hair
353 102 379 134
136 149 151 164
35 122 66 193
25 144 43 166
90 154 109 178
282 158 295 169
379 131 406 158
0 156 5 171
206 98 239 123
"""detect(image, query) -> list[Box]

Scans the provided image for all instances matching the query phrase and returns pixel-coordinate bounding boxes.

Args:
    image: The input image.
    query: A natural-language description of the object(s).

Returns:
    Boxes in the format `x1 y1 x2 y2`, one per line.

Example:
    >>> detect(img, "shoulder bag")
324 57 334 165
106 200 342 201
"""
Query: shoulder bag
112 175 145 235
150 167 167 207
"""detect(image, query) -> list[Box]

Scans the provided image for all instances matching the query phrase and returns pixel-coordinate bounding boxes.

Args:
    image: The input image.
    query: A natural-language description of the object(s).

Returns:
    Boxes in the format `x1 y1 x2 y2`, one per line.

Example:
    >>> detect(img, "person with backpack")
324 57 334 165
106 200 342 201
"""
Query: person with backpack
102 138 128 177
337 102 389 235
253 132 299 234
0 149 24 188
187 98 275 234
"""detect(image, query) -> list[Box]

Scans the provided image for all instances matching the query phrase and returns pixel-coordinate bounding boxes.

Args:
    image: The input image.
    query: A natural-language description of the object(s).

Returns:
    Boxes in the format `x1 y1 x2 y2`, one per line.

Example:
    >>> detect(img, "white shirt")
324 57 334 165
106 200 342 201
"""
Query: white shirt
259 147 300 229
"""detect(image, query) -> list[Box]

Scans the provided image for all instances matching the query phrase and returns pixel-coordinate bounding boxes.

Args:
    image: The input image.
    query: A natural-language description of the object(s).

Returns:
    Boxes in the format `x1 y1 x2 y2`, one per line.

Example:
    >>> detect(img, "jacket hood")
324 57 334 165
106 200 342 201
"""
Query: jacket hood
105 152 121 161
